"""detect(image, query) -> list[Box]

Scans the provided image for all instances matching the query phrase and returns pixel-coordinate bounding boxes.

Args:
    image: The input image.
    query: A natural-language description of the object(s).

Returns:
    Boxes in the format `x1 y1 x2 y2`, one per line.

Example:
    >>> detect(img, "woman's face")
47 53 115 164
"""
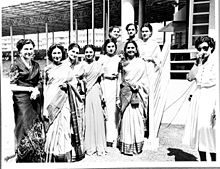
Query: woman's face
127 25 137 38
68 47 79 62
110 28 120 39
106 42 116 56
126 42 137 59
197 42 212 58
52 47 62 64
20 43 34 60
141 27 152 41
85 47 95 61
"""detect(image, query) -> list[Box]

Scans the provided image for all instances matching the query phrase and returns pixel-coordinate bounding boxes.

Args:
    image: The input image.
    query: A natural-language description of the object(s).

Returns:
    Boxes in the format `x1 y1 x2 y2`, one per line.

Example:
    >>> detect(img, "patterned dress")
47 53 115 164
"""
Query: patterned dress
9 56 45 162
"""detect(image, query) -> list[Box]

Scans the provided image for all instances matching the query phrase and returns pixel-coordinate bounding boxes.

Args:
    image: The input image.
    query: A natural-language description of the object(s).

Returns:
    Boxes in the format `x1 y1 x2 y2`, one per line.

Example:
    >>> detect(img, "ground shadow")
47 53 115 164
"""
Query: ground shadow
167 148 198 161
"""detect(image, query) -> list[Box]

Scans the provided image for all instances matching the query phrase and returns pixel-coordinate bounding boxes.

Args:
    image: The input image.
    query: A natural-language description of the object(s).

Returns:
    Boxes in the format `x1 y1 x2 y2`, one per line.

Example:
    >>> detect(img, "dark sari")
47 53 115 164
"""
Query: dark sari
9 57 45 162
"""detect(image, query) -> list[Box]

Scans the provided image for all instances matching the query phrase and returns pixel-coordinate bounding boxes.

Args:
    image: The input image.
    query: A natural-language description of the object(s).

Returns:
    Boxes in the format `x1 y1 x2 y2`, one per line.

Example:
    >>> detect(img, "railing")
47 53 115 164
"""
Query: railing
149 40 171 139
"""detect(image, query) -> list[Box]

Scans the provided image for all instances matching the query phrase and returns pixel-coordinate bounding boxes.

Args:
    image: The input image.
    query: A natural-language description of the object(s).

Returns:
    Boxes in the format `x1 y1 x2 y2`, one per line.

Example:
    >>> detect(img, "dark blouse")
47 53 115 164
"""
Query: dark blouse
9 56 42 90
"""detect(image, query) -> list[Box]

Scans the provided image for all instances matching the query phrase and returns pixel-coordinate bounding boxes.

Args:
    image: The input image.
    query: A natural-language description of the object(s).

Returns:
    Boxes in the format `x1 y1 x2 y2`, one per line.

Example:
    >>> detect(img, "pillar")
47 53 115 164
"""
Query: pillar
75 19 78 43
121 0 135 42
92 0 95 45
70 0 74 43
10 26 13 64
45 22 49 65
138 0 145 38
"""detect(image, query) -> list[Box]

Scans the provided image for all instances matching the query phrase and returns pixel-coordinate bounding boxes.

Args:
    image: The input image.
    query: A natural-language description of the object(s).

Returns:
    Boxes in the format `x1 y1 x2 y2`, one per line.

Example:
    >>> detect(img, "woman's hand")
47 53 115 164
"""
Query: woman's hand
30 87 40 100
59 83 67 91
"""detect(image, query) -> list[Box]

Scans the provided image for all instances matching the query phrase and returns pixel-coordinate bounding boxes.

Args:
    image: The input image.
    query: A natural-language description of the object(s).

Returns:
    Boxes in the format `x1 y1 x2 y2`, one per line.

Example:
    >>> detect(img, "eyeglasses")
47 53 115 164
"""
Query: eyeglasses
198 46 209 52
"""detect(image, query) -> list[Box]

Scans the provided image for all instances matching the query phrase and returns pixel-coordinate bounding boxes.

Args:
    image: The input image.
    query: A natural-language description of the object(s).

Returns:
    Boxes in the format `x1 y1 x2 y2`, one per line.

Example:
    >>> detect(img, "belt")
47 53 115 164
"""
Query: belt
104 76 117 80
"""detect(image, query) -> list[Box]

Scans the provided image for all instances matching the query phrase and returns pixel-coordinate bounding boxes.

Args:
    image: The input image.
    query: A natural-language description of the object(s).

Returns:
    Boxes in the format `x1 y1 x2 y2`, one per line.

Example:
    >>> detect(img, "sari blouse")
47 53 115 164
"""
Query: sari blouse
9 56 42 89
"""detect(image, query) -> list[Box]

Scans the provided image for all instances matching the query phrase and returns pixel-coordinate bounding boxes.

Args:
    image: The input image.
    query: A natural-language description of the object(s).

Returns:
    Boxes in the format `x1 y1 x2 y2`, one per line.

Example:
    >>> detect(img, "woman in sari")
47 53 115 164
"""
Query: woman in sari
117 40 149 155
44 44 84 162
99 39 121 147
139 23 161 81
9 39 45 162
76 45 107 156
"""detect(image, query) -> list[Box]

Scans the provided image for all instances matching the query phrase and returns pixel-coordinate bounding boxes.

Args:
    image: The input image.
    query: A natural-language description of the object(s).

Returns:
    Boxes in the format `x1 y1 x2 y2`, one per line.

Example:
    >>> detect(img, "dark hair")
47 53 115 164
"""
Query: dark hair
102 39 117 55
83 44 95 54
126 23 138 32
68 43 80 51
124 40 140 59
47 43 66 62
16 39 35 52
141 22 153 33
195 36 215 53
108 26 120 38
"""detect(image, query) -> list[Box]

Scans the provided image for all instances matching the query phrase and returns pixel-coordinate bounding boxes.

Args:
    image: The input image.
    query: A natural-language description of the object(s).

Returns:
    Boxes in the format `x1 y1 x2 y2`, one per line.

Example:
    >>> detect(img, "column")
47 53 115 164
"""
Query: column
92 0 95 45
138 0 145 38
75 19 78 43
103 0 106 41
10 26 13 64
45 22 49 65
70 0 74 43
121 0 135 42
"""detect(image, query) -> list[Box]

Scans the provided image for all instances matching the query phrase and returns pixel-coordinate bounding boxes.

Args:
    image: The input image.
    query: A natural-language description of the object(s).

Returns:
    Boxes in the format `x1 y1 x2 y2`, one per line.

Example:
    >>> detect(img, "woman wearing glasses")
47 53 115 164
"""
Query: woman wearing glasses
183 36 216 161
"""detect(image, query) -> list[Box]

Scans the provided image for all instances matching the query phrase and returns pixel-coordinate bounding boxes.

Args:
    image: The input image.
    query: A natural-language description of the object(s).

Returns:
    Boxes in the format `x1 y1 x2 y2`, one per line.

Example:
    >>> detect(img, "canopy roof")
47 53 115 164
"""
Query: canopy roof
2 0 186 36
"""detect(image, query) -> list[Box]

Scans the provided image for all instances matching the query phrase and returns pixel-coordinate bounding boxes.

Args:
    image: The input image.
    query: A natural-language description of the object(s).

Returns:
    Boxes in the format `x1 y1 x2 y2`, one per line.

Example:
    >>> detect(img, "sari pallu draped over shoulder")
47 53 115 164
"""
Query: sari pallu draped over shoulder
45 82 84 161
117 58 149 155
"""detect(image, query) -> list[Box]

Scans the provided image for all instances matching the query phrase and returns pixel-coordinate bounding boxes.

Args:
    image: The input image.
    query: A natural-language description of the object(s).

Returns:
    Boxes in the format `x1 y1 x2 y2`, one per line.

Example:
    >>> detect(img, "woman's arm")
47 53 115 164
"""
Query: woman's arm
10 84 34 92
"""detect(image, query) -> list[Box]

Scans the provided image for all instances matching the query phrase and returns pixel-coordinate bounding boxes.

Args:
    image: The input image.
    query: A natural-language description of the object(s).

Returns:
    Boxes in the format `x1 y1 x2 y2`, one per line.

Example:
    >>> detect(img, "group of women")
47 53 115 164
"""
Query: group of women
8 22 216 163
9 23 158 163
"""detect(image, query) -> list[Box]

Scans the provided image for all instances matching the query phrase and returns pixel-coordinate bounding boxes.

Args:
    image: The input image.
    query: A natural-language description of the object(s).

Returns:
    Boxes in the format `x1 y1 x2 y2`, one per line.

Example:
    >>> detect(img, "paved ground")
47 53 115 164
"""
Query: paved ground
2 77 199 163
2 60 199 164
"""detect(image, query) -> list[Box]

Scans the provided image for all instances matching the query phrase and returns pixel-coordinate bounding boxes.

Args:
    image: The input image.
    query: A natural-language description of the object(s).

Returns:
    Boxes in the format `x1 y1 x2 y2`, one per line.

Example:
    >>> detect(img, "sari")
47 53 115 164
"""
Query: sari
139 38 161 82
9 56 45 162
99 54 121 145
118 57 149 155
44 60 84 162
76 61 106 155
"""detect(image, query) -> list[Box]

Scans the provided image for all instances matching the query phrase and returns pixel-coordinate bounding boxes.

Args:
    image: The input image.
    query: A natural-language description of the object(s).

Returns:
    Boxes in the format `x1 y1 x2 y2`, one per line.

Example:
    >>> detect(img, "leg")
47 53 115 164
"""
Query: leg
210 153 216 161
199 151 207 161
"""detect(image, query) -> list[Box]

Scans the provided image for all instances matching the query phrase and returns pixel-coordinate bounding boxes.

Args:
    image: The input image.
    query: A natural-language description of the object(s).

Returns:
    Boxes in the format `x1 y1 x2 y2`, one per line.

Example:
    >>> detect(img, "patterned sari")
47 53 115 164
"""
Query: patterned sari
9 56 45 162
118 57 149 155
44 61 84 162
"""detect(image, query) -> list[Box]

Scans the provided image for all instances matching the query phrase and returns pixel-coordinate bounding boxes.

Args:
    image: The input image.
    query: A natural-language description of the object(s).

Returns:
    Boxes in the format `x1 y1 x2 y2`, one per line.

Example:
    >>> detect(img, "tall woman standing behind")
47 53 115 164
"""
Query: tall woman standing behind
44 44 83 162
9 39 45 162
99 39 121 147
76 45 107 156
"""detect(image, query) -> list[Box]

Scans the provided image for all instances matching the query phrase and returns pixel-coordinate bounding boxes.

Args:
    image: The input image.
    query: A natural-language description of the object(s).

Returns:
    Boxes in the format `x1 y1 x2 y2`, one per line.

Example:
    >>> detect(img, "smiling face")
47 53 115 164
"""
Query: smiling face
141 26 152 41
197 42 212 58
68 47 79 62
110 27 120 40
85 47 95 61
20 43 35 60
52 47 62 64
106 42 116 56
125 42 137 60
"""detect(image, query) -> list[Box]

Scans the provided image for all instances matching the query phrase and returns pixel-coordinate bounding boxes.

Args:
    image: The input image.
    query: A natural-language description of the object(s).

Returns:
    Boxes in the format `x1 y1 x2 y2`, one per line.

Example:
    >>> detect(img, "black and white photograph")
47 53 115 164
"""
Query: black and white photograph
1 0 220 168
